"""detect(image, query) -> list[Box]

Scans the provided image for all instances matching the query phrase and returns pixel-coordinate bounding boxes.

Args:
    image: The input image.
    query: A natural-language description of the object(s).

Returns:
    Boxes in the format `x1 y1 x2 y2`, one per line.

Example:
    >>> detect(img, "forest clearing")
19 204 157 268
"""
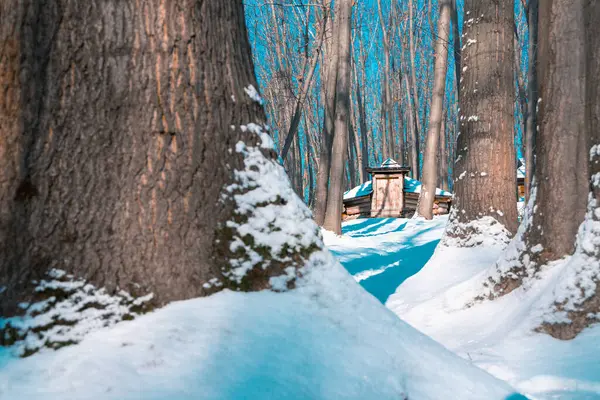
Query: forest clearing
0 0 598 399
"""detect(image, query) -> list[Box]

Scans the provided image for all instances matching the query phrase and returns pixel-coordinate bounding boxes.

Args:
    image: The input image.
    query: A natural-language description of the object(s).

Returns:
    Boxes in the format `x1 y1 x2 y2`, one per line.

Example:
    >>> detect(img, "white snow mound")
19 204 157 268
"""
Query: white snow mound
0 251 522 400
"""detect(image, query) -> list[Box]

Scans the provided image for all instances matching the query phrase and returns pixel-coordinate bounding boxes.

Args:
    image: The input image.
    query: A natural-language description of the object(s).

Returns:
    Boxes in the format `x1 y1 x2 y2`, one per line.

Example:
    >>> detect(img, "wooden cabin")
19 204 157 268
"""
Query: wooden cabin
343 159 453 220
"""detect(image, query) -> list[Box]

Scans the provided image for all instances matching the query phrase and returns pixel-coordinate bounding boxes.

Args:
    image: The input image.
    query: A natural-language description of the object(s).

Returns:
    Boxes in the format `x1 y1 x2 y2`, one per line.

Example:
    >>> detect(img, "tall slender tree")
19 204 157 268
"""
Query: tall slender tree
314 0 339 226
417 0 452 219
323 0 352 234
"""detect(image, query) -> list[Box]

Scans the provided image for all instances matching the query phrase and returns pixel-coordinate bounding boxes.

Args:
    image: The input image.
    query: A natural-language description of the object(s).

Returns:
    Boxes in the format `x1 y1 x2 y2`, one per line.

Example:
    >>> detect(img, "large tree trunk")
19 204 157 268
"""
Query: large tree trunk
0 0 319 350
489 0 599 341
417 0 451 220
323 0 352 235
524 0 539 201
492 0 589 294
445 0 519 243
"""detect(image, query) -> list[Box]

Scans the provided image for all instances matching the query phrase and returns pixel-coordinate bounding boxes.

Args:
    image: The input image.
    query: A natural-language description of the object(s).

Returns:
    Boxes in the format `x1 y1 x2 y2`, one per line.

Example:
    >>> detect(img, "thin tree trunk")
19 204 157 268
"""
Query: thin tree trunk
323 0 352 234
408 0 422 178
445 0 519 241
451 0 461 98
355 62 370 179
377 0 394 159
404 73 416 172
525 0 538 201
439 112 449 191
417 0 451 219
280 11 327 161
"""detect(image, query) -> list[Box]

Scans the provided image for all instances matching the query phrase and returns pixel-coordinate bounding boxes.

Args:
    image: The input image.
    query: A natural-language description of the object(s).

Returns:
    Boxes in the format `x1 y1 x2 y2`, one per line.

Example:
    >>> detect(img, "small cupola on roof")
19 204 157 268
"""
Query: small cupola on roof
366 159 411 175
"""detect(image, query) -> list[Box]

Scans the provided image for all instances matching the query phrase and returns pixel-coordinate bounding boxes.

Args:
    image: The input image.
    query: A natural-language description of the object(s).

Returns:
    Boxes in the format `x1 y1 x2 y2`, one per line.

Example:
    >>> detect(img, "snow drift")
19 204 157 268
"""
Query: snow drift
0 249 524 400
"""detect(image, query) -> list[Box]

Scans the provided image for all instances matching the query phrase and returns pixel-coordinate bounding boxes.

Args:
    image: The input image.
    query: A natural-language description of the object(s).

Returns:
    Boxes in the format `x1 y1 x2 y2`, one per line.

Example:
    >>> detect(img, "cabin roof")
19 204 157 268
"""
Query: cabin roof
366 158 411 174
343 177 453 201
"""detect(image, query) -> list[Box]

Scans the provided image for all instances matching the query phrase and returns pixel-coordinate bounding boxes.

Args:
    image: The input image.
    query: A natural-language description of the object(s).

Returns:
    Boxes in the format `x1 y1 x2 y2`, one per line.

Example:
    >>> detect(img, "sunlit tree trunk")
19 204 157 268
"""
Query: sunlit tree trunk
445 0 519 241
490 0 598 341
314 0 338 226
417 0 451 219
323 0 352 234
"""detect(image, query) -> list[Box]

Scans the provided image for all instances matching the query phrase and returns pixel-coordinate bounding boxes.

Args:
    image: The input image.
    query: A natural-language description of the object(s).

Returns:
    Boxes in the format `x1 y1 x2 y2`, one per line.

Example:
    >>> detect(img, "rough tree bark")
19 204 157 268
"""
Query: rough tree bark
489 0 599 341
0 1 313 317
492 0 589 295
314 0 339 226
417 0 451 219
445 0 519 241
323 0 352 235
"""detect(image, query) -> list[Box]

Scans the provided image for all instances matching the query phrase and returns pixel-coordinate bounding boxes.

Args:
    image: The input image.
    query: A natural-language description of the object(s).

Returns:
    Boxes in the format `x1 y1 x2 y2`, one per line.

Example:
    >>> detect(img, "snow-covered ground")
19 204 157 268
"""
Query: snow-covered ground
325 216 600 399
321 217 598 400
324 217 447 303
0 246 522 399
387 242 600 400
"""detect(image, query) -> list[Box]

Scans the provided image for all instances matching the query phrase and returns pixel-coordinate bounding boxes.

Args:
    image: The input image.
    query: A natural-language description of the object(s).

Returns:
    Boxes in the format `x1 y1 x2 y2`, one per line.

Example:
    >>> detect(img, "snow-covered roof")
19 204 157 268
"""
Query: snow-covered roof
381 158 400 168
343 178 452 200
517 158 525 179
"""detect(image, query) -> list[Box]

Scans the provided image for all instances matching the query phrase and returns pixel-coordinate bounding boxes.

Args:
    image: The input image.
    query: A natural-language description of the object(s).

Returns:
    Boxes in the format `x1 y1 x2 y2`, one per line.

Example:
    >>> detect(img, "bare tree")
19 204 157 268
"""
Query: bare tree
417 0 452 219
314 0 339 226
323 0 352 234
408 0 422 178
280 9 328 161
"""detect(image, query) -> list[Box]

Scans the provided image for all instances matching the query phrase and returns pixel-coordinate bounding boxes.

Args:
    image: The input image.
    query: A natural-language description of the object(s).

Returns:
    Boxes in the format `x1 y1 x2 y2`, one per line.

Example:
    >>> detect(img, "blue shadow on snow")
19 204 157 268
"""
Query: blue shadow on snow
330 239 440 304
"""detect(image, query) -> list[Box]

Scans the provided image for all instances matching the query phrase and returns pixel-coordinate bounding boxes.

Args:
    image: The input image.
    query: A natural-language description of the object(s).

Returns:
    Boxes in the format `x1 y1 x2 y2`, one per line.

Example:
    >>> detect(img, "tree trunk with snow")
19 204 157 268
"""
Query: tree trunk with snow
445 0 519 244
0 0 322 351
489 0 593 329
417 0 451 220
323 0 352 235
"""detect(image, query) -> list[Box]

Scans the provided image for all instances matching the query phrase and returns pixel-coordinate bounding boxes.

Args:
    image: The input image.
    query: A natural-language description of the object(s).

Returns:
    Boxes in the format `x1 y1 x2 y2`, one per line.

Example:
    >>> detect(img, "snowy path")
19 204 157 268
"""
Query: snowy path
326 217 600 400
323 216 447 303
